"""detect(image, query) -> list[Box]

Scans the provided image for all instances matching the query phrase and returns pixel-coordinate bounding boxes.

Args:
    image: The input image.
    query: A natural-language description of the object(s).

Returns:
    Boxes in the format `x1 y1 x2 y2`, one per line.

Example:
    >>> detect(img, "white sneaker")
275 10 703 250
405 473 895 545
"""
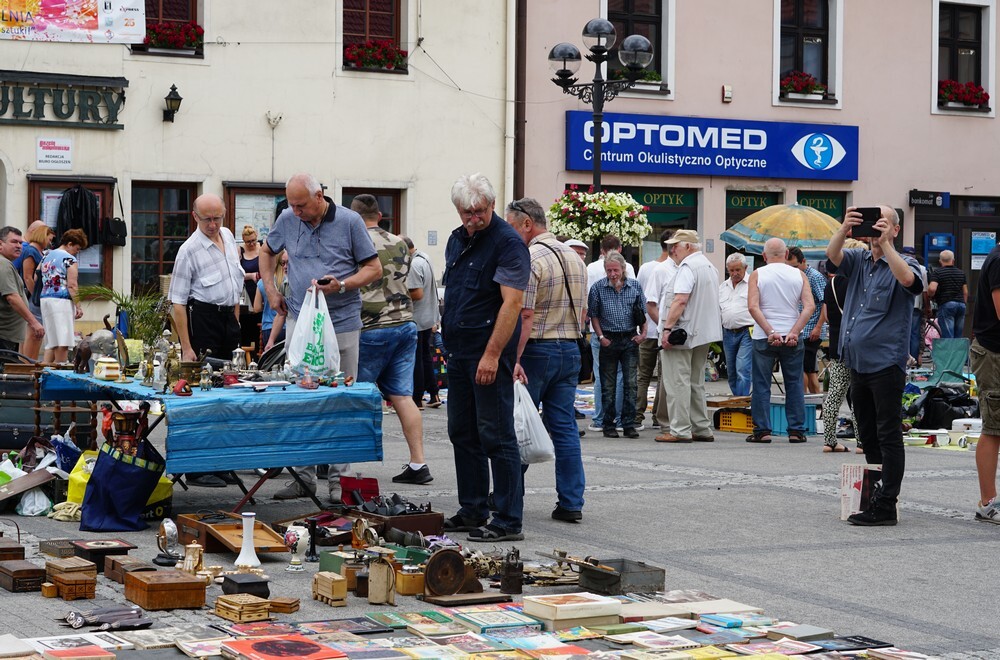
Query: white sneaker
976 498 1000 524
586 423 603 432
617 424 645 432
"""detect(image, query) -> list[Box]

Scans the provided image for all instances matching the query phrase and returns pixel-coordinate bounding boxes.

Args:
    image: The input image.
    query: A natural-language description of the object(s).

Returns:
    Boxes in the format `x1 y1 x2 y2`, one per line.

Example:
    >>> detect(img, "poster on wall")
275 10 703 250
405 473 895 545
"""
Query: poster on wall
234 193 284 242
36 137 72 170
1 0 145 44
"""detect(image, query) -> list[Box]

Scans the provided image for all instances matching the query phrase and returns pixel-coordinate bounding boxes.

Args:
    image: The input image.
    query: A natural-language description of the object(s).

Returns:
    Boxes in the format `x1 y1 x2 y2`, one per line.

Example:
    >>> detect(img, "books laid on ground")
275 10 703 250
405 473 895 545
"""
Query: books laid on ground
866 648 938 660
619 601 699 621
293 619 392 636
394 644 467 658
214 622 298 638
27 635 131 653
405 622 472 638
41 646 113 660
621 651 695 660
119 626 227 651
672 647 734 659
176 639 229 659
451 607 544 634
319 638 409 660
699 613 779 628
367 611 453 630
0 634 36 658
521 592 621 620
552 627 602 642
532 614 621 632
725 637 823 654
221 634 345 660
641 616 699 633
811 635 893 652
764 623 834 641
426 632 507 654
481 627 551 642
694 623 762 639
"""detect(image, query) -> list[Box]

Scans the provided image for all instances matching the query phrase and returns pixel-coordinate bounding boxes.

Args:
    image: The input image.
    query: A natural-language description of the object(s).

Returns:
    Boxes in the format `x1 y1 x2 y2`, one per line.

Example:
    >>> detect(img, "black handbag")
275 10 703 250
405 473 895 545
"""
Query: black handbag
631 297 646 330
100 217 128 247
667 327 688 346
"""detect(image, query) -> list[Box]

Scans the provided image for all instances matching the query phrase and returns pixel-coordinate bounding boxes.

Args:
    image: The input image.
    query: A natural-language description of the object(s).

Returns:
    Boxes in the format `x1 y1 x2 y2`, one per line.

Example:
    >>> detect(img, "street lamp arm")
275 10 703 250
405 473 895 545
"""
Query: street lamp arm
557 79 638 105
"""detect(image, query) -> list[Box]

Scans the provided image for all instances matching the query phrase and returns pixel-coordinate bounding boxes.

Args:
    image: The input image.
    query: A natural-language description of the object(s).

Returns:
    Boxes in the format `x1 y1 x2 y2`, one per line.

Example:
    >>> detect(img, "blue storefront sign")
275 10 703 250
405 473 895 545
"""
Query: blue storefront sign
565 111 859 181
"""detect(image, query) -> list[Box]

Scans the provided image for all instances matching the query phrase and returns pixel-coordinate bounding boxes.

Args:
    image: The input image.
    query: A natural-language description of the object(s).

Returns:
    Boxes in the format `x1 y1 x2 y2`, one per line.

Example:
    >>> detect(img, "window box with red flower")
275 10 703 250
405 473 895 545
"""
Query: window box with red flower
343 39 408 72
137 21 204 56
938 79 990 111
779 70 827 101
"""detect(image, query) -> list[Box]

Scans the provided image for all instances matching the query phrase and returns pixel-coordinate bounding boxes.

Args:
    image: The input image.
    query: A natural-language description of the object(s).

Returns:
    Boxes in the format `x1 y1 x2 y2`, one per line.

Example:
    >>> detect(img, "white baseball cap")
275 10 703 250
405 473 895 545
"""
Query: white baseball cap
564 239 588 250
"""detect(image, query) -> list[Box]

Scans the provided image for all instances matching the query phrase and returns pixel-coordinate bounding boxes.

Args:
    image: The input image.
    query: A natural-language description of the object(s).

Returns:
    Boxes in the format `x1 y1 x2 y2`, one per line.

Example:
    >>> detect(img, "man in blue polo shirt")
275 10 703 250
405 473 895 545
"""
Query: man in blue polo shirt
260 173 381 504
440 173 530 542
828 205 923 526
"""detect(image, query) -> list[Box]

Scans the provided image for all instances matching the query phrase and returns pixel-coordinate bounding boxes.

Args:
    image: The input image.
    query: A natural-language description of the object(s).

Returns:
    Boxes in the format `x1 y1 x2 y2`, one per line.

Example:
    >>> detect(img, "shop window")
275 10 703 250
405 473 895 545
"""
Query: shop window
131 182 197 295
342 188 402 235
773 0 842 105
27 175 115 288
797 191 846 220
223 184 286 250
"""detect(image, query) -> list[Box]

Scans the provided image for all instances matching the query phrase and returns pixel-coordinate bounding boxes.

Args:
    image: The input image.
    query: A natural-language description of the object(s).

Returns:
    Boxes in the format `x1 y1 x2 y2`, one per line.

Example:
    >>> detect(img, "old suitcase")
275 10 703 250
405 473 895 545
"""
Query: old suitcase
125 570 206 610
0 538 25 561
53 574 96 601
46 556 97 582
0 559 45 592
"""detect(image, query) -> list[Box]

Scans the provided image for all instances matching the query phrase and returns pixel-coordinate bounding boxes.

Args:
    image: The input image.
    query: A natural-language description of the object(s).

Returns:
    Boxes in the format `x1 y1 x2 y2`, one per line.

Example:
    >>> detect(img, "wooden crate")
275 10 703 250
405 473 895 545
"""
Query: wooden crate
0 560 45 592
312 571 347 607
125 570 206 610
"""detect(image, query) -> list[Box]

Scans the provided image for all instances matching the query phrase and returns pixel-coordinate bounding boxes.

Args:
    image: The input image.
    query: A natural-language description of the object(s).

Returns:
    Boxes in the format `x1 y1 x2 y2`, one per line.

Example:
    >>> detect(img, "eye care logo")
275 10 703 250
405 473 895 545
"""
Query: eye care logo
791 133 846 171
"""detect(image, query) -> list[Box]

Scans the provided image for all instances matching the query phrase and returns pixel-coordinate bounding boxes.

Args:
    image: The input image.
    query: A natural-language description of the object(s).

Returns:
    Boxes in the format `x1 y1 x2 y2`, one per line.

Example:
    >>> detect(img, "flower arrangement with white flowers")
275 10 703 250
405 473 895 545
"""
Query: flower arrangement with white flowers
547 185 652 246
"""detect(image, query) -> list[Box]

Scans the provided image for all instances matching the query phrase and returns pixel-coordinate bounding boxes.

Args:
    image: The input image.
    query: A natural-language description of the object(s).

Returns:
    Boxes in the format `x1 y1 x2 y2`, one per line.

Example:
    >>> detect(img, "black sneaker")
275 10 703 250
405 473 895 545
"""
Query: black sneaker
603 429 619 438
574 409 585 419
622 428 640 439
847 508 897 526
392 464 433 485
551 505 582 522
186 474 227 488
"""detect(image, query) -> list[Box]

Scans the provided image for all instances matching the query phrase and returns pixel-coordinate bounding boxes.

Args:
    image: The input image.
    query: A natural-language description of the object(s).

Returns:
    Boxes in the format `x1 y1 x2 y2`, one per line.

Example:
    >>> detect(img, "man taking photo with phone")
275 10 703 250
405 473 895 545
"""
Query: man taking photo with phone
827 205 923 526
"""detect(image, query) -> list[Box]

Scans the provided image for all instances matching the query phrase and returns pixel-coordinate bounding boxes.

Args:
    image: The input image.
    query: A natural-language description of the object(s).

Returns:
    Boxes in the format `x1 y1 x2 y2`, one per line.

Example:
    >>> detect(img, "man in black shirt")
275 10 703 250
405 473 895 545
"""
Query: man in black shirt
928 250 968 338
971 243 1000 523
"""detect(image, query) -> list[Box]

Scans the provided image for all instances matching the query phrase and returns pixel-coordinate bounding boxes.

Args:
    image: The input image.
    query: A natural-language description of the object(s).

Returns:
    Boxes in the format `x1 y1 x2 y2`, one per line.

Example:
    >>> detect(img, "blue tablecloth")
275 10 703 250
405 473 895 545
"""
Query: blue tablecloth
40 370 383 473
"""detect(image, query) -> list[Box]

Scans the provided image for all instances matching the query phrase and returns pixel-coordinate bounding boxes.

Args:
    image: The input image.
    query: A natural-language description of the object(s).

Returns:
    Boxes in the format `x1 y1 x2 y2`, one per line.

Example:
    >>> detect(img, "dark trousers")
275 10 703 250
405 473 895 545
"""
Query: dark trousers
851 366 906 510
412 328 439 404
187 305 241 361
599 335 639 432
446 353 523 533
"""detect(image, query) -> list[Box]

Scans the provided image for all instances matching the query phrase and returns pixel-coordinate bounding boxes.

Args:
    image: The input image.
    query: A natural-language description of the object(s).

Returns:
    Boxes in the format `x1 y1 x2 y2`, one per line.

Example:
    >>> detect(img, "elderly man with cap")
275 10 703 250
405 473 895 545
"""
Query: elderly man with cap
655 230 722 443
635 229 675 428
564 239 589 263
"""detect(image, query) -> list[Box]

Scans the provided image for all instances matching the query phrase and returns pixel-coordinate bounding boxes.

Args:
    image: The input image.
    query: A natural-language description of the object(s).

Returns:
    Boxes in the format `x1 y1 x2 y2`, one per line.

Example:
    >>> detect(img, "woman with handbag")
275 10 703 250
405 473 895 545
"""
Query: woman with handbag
587 252 646 439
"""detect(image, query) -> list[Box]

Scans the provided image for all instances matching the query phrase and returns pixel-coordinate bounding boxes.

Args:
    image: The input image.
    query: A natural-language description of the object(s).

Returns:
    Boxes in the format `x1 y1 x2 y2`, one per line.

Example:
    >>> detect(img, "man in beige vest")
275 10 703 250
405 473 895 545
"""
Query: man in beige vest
655 230 722 443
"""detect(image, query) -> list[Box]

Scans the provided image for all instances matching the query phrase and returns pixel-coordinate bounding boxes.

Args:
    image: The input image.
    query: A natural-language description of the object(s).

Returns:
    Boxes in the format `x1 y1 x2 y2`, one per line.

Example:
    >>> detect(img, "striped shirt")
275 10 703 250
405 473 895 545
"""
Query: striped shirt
588 277 646 334
803 265 827 335
168 227 244 307
523 233 587 339
929 264 966 304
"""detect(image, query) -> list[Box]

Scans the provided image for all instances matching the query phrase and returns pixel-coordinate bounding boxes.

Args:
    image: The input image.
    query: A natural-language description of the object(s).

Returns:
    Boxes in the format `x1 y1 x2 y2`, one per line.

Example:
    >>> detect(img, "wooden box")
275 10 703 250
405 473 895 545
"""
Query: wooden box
0 559 45 592
105 556 156 585
271 510 358 547
72 539 136 572
125 570 206 610
177 512 288 554
39 539 77 558
46 556 97 582
0 538 25 561
269 597 299 614
53 574 96 601
220 573 270 599
357 509 443 536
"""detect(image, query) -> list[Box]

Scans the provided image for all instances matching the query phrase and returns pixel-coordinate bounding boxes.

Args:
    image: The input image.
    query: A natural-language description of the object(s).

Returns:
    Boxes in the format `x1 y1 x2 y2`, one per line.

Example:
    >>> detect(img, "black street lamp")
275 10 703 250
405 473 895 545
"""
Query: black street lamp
548 18 653 192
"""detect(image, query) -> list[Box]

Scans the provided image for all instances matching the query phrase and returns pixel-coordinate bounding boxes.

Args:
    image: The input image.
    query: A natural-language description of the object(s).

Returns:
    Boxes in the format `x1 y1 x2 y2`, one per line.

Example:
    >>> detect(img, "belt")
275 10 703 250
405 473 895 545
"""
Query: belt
189 299 235 313
603 330 635 338
526 338 574 344
725 325 752 333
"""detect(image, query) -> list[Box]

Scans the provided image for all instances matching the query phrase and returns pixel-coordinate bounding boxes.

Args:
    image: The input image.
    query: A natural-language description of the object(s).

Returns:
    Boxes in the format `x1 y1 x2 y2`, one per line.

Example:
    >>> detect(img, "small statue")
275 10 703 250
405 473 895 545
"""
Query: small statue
164 342 179 392
179 542 205 575
142 347 155 387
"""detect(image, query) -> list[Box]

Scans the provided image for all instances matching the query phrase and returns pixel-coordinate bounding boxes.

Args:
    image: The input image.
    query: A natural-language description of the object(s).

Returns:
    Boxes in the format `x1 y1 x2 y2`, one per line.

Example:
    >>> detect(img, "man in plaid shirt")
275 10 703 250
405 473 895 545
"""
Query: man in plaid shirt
787 246 827 394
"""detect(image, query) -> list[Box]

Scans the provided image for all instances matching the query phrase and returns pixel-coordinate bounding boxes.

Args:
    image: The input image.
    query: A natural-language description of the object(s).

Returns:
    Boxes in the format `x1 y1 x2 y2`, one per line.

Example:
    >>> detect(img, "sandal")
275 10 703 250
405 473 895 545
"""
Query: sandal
823 444 849 453
746 431 772 444
426 396 443 409
788 430 807 443
442 514 486 533
467 524 524 542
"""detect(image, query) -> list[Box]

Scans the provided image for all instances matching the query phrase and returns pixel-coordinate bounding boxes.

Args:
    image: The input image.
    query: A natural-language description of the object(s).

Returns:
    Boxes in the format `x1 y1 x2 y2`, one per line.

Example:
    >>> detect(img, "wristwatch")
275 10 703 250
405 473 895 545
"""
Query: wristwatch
338 281 347 294
598 335 604 341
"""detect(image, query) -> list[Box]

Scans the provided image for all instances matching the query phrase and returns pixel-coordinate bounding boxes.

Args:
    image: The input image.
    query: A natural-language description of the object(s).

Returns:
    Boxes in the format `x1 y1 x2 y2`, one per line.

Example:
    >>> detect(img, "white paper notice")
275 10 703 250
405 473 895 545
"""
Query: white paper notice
36 138 73 171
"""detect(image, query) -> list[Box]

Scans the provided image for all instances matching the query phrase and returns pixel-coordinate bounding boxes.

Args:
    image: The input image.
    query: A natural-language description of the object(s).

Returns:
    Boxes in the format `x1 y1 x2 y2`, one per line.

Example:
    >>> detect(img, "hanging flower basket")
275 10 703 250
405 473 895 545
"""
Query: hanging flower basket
344 39 407 70
547 186 651 247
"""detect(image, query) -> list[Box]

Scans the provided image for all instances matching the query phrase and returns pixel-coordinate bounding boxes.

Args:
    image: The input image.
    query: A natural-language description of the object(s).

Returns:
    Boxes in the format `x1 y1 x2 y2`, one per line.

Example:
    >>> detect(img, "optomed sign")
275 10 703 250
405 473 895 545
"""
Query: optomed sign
565 110 859 181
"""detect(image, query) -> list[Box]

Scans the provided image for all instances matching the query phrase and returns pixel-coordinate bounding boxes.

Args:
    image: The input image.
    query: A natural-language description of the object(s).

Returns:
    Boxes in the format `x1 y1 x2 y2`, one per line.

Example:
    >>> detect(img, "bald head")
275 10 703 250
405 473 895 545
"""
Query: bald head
193 193 225 217
27 220 46 233
939 250 954 265
763 237 787 261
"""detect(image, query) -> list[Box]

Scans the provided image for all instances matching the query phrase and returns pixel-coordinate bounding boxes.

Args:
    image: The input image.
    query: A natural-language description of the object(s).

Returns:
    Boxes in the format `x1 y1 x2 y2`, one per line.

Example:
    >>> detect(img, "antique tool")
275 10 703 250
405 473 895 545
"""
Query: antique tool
536 549 617 573
423 548 482 596
368 556 395 605
535 551 664 595
304 517 320 562
500 548 523 595
154 519 183 566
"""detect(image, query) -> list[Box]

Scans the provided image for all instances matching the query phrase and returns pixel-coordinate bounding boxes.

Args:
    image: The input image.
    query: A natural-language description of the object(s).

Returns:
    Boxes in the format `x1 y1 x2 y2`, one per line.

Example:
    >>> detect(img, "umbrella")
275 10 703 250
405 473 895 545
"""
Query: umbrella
720 203 841 259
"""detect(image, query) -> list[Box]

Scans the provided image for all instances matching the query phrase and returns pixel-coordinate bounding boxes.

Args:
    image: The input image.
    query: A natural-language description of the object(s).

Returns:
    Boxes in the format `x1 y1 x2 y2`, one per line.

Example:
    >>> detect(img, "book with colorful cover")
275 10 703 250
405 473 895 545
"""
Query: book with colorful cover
640 616 698 633
679 629 754 646
811 635 893 652
700 613 779 628
553 627 602 642
119 627 227 651
398 644 468 658
498 635 566 651
221 635 345 660
452 609 543 634
481 626 551 642
320 639 408 660
520 645 592 658
405 622 471 638
466 654 523 659
725 637 822 655
652 589 719 603
622 651 697 660
365 611 454 630
631 633 701 650
293 619 392 636
428 633 507 654
522 592 622 620
217 622 298 637
694 624 761 639
682 646 740 659
176 639 227 659
41 647 113 660
587 622 648 636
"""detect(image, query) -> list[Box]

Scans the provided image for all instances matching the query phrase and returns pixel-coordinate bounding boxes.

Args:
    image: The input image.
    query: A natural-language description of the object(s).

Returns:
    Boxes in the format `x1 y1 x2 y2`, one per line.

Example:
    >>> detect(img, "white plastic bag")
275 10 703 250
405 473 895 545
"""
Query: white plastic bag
287 286 340 375
16 487 52 516
513 380 555 465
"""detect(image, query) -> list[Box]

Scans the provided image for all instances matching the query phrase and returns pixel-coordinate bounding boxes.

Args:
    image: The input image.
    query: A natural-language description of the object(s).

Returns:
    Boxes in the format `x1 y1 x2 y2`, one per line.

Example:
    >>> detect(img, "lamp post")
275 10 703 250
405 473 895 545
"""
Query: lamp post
548 19 653 192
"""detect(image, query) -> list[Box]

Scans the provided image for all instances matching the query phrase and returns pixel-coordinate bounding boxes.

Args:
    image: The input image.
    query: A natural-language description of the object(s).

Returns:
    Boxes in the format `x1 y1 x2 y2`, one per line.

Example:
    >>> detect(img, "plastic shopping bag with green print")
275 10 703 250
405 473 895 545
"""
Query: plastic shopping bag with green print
287 286 340 376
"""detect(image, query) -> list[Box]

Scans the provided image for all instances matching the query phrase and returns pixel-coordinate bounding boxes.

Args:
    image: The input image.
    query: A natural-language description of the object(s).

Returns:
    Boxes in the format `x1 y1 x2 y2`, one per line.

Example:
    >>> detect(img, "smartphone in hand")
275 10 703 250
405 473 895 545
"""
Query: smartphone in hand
851 207 882 238
316 278 331 285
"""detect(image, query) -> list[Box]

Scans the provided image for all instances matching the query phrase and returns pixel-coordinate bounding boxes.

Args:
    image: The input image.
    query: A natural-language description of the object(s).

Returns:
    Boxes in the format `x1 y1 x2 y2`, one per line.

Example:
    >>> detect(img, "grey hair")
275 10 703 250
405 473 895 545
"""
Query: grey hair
726 253 747 267
451 173 496 210
286 173 322 196
0 226 23 242
505 197 546 227
604 251 628 277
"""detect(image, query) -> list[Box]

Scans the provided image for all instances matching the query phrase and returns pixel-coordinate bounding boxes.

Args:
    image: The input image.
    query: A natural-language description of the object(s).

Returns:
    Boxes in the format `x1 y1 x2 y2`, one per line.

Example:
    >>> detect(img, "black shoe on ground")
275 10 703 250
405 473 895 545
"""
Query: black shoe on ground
316 464 329 479
392 464 433 485
603 429 619 438
186 474 227 488
218 471 241 485
552 505 583 522
574 409 585 419
847 508 897 526
622 428 640 439
443 514 487 533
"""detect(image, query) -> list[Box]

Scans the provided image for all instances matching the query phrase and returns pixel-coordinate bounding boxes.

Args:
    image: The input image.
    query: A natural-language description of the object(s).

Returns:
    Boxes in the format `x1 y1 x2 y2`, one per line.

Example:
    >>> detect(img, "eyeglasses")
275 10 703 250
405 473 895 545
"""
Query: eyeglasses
244 238 257 244
194 212 224 224
460 204 492 219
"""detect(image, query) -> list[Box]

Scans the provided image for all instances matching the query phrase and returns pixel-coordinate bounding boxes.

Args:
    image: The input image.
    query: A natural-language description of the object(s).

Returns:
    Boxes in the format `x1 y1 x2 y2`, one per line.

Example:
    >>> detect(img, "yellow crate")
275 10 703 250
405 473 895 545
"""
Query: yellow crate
714 409 753 434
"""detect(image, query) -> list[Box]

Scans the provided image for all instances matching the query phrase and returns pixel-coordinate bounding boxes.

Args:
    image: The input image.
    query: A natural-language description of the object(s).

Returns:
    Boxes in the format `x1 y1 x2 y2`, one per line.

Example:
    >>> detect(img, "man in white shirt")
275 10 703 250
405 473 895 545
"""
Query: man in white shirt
635 229 674 429
746 237 815 444
585 235 635 432
718 253 754 396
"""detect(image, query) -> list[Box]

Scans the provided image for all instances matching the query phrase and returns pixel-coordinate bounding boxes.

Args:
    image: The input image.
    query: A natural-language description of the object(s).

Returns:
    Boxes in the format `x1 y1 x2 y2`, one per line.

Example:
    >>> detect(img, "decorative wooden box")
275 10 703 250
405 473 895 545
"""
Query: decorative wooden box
125 570 206 610
39 539 77 558
176 512 288 554
312 571 347 607
104 556 156 585
0 559 45 592
46 556 97 582
53 574 96 601
72 539 136 573
0 538 25 561
215 593 271 623
220 573 270 599
269 597 299 614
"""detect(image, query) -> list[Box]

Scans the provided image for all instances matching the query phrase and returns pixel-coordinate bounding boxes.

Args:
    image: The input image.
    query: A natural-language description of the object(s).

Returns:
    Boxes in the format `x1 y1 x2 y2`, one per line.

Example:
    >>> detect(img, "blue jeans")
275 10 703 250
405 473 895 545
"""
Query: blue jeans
722 327 753 396
909 309 922 361
590 332 623 426
751 338 806 434
520 340 585 511
936 301 966 339
851 365 906 511
599 336 639 432
446 353 523 533
358 322 417 396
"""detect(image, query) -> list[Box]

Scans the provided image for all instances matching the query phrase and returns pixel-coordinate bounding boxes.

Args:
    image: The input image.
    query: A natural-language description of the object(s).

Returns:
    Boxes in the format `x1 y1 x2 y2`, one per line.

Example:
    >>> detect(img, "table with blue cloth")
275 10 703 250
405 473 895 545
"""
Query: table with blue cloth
40 369 383 510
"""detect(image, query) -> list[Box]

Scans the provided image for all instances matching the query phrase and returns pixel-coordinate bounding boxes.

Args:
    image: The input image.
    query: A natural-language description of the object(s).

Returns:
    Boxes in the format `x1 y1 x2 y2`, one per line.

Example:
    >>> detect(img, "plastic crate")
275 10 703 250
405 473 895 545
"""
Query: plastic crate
714 408 753 433
770 402 817 436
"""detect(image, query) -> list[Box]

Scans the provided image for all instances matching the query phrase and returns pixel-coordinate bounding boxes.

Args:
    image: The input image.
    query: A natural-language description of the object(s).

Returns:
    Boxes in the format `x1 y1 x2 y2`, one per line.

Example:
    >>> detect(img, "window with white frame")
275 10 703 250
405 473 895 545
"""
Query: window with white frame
604 0 674 93
935 1 995 111
773 0 842 104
